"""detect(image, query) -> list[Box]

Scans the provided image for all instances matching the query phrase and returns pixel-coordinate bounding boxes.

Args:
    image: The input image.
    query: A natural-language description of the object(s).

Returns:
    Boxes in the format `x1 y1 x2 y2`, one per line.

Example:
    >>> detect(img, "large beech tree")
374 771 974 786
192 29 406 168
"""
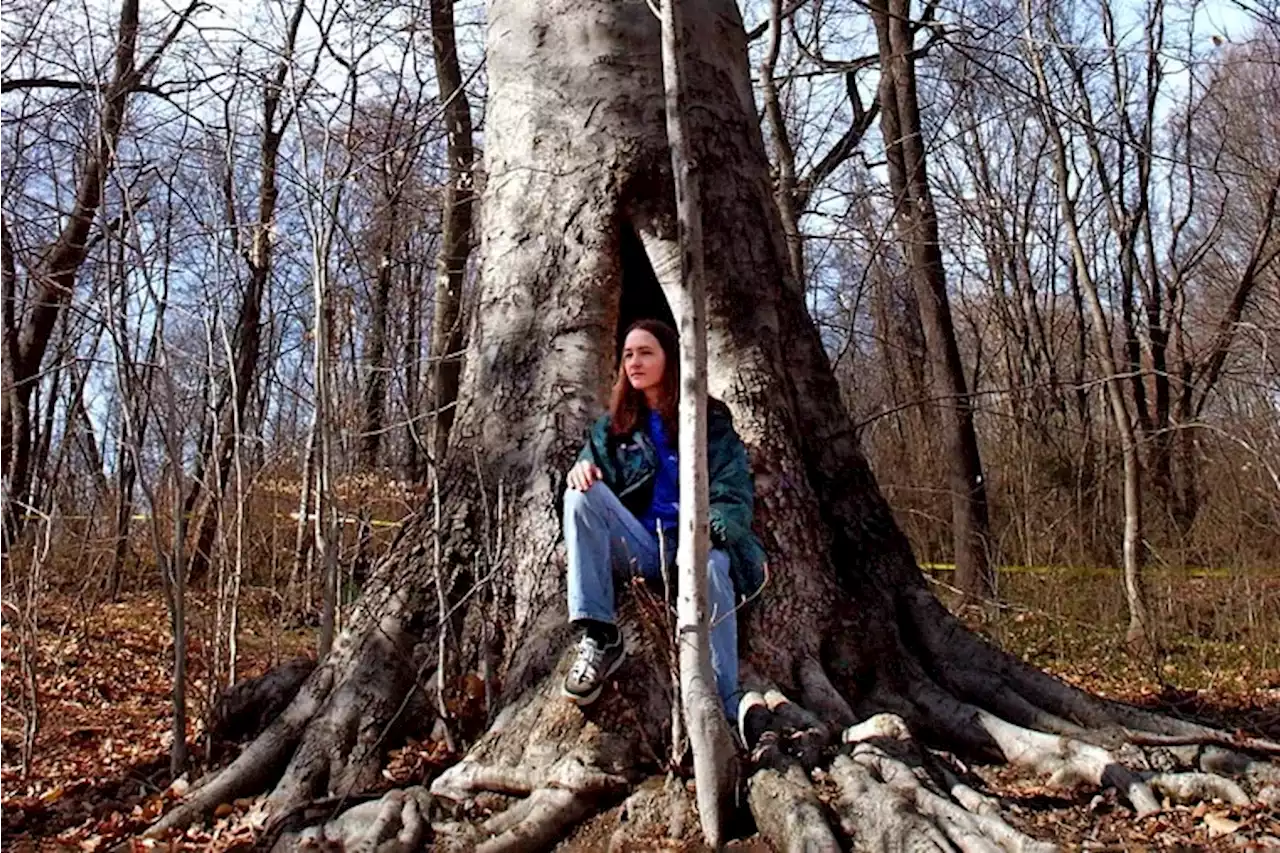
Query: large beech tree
152 0 1280 849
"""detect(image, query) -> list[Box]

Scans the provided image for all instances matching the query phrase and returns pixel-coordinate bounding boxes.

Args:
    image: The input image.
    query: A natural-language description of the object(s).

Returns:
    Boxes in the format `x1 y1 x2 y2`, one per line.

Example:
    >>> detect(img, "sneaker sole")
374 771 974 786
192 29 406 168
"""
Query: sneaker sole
562 645 627 706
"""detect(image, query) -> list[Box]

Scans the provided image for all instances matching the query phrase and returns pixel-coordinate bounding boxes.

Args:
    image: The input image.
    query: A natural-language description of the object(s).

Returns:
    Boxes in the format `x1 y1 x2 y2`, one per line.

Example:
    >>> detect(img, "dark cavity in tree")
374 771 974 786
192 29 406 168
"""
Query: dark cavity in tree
616 221 676 359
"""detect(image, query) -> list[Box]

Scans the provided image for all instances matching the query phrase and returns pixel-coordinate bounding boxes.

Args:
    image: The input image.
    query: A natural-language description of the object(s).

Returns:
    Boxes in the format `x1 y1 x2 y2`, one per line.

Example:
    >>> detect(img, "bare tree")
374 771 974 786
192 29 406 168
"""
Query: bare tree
354 55 437 471
1168 33 1280 530
1 0 201 543
425 0 476 465
101 190 191 775
184 0 311 584
757 0 883 287
1020 0 1153 651
290 8 376 657
930 21 1093 568
659 0 735 841
870 0 995 600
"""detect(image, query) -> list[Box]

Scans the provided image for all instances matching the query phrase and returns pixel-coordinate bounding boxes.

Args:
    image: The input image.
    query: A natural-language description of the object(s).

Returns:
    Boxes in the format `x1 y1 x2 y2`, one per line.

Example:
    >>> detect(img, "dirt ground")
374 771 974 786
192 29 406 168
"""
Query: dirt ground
3 573 1279 851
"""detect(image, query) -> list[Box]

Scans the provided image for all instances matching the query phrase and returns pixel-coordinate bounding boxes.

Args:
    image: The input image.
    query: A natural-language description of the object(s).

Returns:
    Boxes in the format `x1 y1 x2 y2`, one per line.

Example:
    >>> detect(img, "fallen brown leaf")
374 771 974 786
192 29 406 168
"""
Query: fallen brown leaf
1204 813 1241 837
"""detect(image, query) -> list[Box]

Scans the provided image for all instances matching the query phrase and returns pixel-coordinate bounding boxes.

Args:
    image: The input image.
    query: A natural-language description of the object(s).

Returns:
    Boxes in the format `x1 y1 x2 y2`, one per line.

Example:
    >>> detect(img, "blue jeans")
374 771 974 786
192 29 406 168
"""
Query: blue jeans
565 482 741 720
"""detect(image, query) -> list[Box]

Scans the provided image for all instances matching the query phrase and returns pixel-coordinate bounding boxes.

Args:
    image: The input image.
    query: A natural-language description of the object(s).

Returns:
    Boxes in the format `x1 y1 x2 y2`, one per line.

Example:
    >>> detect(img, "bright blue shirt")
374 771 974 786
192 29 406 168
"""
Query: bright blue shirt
638 409 680 540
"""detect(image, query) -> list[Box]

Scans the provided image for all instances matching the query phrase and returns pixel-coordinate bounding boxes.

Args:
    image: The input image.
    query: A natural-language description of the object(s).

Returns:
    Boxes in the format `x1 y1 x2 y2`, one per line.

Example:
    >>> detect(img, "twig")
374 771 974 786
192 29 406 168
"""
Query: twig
1122 730 1280 756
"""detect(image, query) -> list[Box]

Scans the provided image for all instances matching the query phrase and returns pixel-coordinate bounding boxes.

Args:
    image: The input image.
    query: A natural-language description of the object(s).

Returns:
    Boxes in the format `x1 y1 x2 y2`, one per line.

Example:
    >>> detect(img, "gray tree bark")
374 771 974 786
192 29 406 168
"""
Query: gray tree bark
148 1 1280 848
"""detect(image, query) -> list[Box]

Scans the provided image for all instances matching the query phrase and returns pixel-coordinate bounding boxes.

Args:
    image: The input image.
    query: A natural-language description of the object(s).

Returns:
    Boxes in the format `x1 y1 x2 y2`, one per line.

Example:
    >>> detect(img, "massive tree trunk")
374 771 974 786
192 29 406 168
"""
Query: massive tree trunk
151 1 1280 849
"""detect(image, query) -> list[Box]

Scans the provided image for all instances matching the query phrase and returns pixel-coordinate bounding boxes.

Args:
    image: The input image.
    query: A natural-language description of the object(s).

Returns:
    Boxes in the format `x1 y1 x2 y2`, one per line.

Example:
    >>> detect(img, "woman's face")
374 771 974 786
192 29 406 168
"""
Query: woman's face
623 328 667 397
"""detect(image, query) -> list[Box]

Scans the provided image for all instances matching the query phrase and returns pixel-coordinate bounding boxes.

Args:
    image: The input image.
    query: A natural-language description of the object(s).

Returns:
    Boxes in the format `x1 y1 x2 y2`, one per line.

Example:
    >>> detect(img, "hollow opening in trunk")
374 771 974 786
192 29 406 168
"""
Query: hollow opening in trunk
616 221 676 362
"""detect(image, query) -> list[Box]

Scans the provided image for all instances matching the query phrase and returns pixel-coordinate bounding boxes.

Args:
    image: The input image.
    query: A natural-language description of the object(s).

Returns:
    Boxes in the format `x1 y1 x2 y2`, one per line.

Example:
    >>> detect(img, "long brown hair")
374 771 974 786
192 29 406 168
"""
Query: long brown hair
609 319 679 438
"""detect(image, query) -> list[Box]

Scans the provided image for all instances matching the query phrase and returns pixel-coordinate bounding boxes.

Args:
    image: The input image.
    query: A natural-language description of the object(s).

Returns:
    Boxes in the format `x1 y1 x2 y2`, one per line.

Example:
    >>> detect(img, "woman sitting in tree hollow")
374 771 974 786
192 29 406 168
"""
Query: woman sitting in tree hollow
560 318 766 725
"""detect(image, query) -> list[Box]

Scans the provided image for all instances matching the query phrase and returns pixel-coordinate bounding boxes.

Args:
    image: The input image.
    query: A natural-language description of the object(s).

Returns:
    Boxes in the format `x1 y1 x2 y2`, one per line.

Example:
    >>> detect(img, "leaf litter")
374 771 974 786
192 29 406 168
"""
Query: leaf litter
3 575 1278 850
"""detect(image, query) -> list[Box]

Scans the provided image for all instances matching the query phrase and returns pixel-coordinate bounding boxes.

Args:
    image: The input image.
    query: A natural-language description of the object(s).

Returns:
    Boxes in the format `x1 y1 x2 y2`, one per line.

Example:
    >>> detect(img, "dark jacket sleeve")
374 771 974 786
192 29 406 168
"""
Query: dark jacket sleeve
706 404 756 550
577 414 613 475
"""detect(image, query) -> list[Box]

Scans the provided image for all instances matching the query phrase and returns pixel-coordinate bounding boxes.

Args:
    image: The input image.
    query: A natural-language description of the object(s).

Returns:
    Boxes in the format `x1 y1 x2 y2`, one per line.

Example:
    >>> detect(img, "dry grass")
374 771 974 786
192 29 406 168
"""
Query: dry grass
944 567 1280 716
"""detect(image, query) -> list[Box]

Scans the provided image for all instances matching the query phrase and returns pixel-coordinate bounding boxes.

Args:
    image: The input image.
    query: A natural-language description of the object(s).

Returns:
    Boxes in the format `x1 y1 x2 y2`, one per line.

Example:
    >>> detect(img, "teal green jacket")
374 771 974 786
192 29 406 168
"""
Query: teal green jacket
576 400 767 599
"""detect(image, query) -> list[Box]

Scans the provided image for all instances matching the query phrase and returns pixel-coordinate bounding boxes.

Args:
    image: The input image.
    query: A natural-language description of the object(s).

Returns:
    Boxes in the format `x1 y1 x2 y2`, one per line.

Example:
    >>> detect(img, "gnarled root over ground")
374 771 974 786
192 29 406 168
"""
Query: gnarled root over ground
144 567 1280 853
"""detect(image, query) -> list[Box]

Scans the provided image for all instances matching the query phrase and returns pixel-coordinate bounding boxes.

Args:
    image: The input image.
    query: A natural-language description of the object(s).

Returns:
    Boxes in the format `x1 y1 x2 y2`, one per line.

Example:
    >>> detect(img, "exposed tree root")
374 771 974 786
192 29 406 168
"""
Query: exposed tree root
212 657 317 745
748 762 842 853
148 567 1279 853
273 786 435 852
425 736 629 853
980 708 1160 816
744 671 1064 853
906 587 1280 758
905 661 1163 815
735 644 1279 853
1145 772 1250 806
1125 730 1280 755
1198 745 1280 784
148 584 418 837
265 609 416 814
743 690 841 852
605 775 699 848
417 624 660 851
890 587 1280 814
842 713 912 745
829 753 954 852
473 787 595 853
842 737 1056 853
272 642 1279 852
147 665 337 836
432 754 630 802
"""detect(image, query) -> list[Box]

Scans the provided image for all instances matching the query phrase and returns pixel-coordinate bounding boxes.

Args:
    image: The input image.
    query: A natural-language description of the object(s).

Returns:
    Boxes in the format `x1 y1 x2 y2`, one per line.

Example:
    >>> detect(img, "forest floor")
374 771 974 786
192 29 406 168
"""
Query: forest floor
2 569 1278 851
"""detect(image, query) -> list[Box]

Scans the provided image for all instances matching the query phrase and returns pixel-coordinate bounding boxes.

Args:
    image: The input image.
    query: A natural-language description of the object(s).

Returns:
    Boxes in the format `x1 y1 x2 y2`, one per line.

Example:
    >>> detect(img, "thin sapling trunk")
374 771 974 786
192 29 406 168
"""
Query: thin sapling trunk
659 0 736 843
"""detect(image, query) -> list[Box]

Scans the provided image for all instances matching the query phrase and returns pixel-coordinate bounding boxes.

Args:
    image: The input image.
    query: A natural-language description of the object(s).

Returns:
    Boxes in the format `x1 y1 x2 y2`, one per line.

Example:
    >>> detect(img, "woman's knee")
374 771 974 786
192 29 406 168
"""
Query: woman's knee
564 485 586 508
563 481 611 518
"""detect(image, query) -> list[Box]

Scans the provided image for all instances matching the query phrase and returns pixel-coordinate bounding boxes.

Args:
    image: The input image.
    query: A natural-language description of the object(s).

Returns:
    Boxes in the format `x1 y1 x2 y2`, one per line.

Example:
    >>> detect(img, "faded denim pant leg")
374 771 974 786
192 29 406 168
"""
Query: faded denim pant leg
564 482 741 720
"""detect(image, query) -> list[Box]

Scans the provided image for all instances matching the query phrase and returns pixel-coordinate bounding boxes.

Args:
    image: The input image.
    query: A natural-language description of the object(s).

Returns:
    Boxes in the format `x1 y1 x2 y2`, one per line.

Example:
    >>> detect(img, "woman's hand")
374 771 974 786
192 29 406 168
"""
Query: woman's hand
567 459 603 492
